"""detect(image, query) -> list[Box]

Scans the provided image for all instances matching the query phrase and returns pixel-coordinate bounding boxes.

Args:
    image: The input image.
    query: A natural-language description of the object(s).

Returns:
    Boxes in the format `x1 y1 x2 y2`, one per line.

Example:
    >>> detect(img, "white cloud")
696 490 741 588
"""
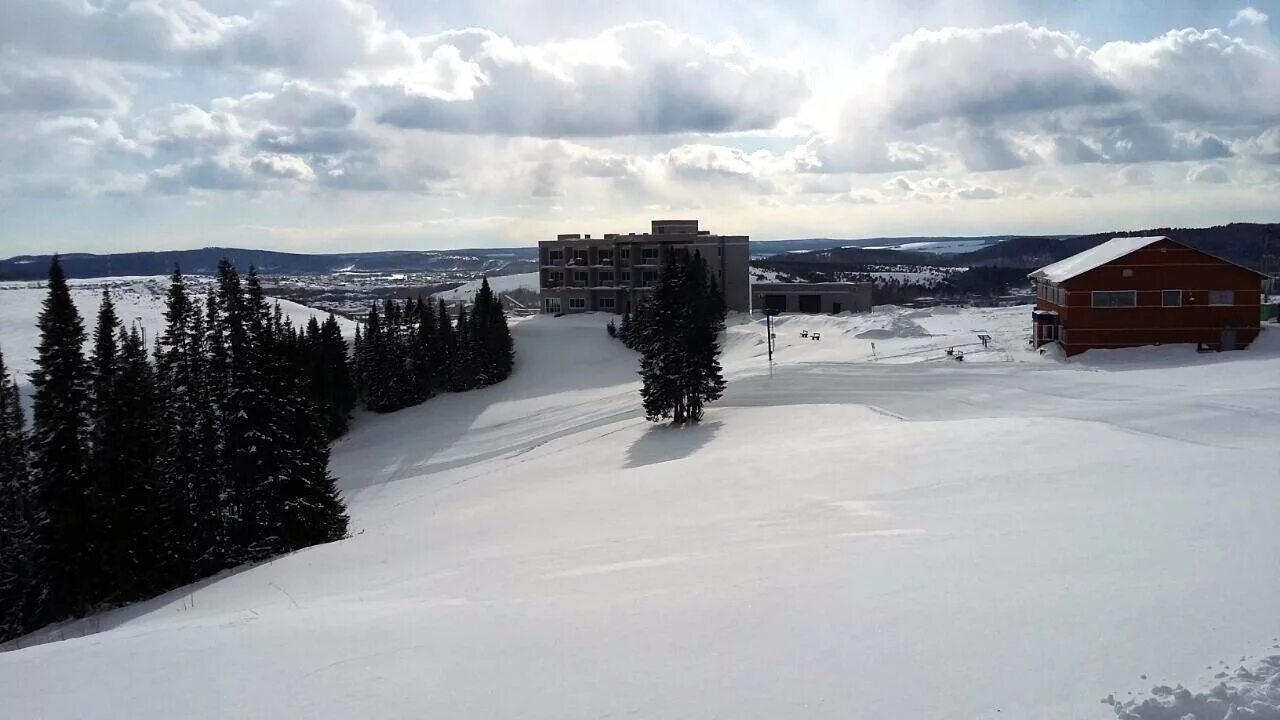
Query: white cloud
1094 28 1280 123
1229 7 1269 27
371 23 809 137
1186 163 1231 184
870 24 1119 128
0 56 132 114
135 103 243 154
216 84 357 129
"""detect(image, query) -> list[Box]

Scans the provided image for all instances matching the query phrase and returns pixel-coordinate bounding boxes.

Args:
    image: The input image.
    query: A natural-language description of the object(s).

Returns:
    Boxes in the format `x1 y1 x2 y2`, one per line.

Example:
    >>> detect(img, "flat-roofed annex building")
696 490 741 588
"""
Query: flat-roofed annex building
538 220 749 314
1029 236 1265 355
752 282 872 314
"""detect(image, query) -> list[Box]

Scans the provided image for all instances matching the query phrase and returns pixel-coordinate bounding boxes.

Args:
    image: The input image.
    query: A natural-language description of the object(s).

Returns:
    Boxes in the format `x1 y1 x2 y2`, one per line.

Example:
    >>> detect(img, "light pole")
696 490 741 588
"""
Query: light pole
765 308 778 364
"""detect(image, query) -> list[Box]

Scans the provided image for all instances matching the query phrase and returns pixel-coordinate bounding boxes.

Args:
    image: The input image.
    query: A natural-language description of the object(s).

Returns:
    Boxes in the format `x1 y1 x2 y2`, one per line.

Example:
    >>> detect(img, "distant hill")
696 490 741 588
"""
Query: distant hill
767 223 1279 271
6 224 1274 281
0 247 539 281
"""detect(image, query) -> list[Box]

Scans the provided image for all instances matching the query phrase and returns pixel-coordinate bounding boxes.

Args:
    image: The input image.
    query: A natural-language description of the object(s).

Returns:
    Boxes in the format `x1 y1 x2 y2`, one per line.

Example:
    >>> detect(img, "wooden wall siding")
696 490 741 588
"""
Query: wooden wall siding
1035 237 1264 355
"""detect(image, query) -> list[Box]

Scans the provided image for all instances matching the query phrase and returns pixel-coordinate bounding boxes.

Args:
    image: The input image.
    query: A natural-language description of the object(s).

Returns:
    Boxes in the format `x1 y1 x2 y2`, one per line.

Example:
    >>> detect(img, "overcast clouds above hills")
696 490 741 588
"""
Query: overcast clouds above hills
1 0 1277 254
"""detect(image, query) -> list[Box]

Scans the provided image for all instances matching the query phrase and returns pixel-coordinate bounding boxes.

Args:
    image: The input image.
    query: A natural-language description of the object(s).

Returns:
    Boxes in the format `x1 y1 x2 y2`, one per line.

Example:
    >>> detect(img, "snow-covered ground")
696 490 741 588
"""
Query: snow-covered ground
0 277 356 397
3 299 1280 720
432 271 539 303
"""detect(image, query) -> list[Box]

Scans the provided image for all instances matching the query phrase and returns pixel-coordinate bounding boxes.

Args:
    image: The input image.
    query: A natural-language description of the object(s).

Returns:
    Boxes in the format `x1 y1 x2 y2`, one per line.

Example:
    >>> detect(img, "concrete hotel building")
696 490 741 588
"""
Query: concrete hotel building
539 220 750 314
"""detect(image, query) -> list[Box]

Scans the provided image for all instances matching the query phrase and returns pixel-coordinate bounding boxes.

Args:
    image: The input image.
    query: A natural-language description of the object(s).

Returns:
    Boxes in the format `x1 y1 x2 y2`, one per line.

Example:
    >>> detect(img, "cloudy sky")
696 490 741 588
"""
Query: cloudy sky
1 0 1278 255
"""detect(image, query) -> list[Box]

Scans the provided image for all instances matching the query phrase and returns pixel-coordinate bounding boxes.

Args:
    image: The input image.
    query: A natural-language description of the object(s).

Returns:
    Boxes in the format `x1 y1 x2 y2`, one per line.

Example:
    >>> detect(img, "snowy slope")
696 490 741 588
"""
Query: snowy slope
3 305 1280 720
432 272 539 303
0 277 356 395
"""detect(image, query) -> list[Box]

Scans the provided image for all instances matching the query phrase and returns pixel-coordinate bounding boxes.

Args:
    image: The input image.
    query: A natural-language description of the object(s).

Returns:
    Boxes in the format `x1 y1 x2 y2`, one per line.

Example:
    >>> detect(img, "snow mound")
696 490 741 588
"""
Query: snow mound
1105 656 1280 720
856 314 931 339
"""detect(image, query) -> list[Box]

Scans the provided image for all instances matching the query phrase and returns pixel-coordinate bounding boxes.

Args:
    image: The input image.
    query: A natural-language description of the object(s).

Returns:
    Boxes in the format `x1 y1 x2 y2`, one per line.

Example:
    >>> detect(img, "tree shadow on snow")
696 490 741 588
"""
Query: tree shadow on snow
624 420 722 469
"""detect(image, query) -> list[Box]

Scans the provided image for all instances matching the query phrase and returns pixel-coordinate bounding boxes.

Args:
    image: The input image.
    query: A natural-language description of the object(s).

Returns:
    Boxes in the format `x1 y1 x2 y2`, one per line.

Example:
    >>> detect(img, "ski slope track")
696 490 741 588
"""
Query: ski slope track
3 302 1280 720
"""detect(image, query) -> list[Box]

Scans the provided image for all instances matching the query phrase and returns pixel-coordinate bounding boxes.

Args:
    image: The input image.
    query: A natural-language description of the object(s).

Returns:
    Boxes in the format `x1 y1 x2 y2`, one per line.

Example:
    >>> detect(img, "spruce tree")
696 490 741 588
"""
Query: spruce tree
452 304 476 391
87 291 123 601
436 299 457 391
0 346 42 640
637 251 726 425
471 278 514 386
29 254 94 618
111 326 163 597
411 298 437 400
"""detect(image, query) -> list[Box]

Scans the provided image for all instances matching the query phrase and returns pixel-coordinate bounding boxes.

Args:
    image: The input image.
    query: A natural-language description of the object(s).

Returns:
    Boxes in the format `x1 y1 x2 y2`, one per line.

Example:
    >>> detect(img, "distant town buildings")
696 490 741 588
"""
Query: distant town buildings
1030 236 1265 355
539 220 749 314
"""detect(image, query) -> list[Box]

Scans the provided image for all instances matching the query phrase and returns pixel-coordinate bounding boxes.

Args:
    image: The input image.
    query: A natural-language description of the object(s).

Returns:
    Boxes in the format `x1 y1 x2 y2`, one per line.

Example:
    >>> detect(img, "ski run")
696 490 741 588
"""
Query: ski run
3 278 1279 720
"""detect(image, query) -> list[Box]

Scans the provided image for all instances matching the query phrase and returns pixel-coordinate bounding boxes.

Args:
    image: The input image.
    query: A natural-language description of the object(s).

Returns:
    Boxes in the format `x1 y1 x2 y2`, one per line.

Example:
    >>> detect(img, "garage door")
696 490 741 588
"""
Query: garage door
763 294 787 312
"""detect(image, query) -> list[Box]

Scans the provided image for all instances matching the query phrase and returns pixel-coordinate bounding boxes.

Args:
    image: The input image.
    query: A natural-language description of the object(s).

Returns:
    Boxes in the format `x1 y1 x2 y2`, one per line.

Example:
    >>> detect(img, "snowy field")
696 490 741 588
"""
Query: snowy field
0 276 356 397
3 298 1280 720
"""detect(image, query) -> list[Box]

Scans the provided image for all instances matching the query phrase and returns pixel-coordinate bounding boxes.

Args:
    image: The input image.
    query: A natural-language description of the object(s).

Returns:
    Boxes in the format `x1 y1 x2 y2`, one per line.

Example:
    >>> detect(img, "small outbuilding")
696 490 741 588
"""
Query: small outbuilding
752 282 872 314
1029 236 1265 356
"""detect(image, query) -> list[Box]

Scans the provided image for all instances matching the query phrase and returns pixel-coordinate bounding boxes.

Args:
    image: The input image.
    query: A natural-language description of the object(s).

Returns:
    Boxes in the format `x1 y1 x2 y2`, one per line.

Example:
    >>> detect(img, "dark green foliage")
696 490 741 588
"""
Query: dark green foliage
88 292 165 601
1 257 353 643
352 282 515 412
29 255 93 618
0 346 42 639
637 251 727 425
303 315 357 439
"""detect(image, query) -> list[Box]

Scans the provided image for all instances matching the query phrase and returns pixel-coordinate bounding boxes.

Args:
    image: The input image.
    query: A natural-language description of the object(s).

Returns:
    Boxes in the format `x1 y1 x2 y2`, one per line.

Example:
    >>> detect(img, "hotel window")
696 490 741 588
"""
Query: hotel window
621 270 631 282
597 297 615 310
542 297 561 313
642 270 659 282
641 247 659 261
1208 290 1234 306
1091 290 1136 308
574 271 588 283
548 250 562 262
619 249 630 260
1162 290 1182 307
598 271 614 283
568 297 586 309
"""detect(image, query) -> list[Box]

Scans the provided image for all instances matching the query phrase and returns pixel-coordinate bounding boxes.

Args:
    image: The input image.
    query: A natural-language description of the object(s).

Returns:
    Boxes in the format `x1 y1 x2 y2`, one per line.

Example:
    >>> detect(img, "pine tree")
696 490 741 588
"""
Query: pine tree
436 298 457 391
29 254 94 618
86 291 123 601
471 278 514 386
452 304 477 391
0 346 42 640
112 326 163 597
411 297 437 400
156 268 216 583
637 251 726 425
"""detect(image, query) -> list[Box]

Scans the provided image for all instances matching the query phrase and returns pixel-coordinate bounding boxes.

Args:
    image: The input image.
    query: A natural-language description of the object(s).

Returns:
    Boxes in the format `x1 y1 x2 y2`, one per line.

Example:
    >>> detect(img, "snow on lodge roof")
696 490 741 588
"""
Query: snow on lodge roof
1028 236 1168 284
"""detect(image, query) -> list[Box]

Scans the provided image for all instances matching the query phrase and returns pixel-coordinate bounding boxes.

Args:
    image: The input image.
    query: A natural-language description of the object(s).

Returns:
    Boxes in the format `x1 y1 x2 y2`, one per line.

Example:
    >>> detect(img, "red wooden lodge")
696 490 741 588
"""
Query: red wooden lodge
1029 236 1265 356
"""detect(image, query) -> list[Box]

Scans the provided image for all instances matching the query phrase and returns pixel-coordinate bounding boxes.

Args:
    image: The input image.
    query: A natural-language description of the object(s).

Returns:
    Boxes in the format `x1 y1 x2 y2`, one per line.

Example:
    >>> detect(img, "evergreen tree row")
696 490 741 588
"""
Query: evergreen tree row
632 250 727 425
354 277 514 413
0 257 353 642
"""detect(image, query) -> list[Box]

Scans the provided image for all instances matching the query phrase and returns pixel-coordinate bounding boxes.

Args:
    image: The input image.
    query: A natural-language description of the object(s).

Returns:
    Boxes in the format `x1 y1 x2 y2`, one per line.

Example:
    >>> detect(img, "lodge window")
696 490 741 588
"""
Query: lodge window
543 297 561 313
568 297 586 309
619 249 630 260
1162 290 1182 307
597 297 615 310
598 271 614 283
548 250 562 262
641 247 659 261
574 271 588 283
1091 290 1136 308
642 270 659 282
621 270 631 282
1209 290 1234 306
